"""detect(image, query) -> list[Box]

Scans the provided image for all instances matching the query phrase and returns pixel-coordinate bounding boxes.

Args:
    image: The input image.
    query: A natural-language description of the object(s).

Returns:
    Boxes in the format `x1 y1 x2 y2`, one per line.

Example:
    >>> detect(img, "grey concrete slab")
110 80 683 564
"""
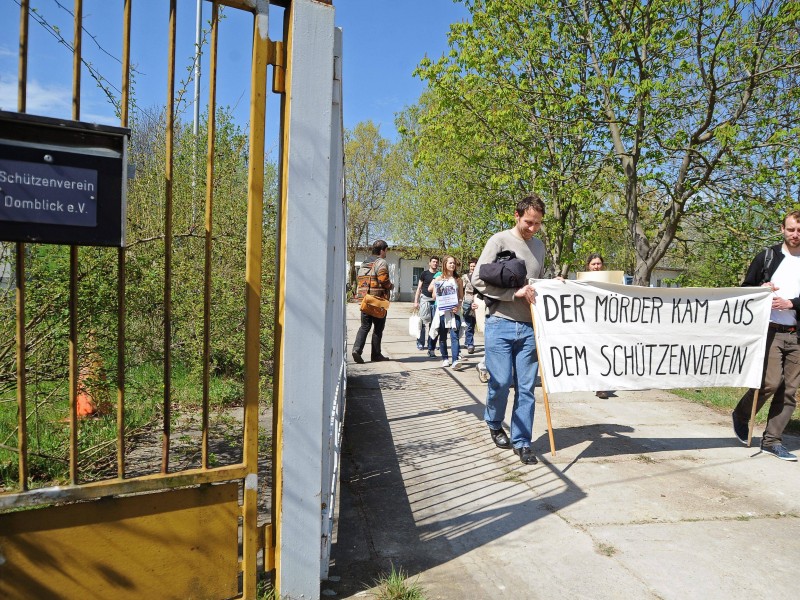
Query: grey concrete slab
591 519 800 599
327 302 800 600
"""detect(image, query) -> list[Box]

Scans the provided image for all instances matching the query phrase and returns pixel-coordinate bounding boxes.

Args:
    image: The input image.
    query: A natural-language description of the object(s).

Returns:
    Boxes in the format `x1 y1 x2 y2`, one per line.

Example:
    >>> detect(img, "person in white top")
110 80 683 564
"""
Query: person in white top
430 255 465 370
731 210 800 461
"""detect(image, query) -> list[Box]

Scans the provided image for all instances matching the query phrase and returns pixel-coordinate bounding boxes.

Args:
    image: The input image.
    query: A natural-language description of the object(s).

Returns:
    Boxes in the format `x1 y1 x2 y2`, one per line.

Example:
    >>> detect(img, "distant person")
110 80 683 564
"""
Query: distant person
731 211 800 461
585 253 611 399
352 240 394 364
414 256 439 357
586 253 604 272
461 259 479 354
430 256 464 369
472 195 547 465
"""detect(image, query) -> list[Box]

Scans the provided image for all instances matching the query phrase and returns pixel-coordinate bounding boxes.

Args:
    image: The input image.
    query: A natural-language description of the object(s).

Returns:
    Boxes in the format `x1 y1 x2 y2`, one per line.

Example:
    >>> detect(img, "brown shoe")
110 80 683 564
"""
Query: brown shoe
371 354 390 362
351 352 364 364
595 391 609 399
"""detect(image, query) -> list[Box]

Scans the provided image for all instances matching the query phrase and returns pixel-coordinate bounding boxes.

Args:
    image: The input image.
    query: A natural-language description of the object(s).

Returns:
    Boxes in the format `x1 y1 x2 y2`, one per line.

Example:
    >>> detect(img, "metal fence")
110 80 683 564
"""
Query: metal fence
0 1 344 598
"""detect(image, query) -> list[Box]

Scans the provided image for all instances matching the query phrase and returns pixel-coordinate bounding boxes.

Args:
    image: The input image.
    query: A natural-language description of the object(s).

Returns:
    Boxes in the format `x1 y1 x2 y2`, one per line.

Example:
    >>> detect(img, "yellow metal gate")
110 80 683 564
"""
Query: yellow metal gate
0 1 304 597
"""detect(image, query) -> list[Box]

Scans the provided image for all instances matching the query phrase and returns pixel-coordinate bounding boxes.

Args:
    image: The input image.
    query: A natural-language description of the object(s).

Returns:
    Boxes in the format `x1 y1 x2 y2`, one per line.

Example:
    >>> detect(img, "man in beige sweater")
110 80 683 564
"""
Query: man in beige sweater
472 195 546 465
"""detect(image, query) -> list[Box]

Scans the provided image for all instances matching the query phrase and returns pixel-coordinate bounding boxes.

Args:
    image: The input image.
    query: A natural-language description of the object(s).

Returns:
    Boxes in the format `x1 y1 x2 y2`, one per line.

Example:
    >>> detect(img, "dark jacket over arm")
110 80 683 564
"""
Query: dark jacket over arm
742 243 800 316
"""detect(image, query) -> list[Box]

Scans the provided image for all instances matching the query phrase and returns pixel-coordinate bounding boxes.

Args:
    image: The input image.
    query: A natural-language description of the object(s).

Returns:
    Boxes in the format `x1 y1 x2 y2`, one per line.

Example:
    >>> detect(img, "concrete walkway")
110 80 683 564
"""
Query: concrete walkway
325 302 800 599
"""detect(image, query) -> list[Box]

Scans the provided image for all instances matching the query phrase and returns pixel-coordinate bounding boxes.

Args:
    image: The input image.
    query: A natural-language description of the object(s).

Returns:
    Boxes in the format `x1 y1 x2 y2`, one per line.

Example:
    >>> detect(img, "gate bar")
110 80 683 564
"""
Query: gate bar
242 3 271 596
117 0 133 479
162 0 177 474
68 0 84 485
202 1 220 470
0 463 249 511
15 0 29 492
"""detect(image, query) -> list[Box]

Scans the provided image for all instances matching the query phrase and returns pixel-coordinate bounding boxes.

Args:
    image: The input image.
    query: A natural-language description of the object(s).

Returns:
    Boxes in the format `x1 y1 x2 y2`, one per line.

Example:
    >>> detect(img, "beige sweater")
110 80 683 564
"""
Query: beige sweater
472 229 545 323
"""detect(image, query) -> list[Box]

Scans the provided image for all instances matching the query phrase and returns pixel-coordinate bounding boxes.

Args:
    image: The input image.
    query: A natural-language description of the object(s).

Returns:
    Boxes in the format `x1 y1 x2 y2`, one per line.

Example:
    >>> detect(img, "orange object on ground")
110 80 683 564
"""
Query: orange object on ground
76 366 98 417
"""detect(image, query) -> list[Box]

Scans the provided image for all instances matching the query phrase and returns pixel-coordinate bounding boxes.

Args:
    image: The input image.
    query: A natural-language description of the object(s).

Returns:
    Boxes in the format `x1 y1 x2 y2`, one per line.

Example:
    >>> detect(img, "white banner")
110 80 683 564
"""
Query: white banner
530 280 772 393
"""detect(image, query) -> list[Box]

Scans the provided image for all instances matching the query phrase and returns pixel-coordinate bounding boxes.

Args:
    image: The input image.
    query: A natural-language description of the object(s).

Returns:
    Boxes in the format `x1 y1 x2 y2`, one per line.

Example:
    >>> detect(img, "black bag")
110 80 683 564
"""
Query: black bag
479 250 528 288
476 250 529 308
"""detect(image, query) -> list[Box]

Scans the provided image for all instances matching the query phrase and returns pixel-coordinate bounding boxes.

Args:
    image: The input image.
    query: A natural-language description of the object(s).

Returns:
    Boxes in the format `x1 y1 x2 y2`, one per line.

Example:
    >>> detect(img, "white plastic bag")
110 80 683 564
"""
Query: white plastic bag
408 314 421 337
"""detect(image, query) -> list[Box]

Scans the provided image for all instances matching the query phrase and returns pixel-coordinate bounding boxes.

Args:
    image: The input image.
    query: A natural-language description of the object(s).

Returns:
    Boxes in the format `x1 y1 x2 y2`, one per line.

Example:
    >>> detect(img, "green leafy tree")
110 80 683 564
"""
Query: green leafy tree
345 121 397 285
417 0 800 284
414 3 616 276
389 98 500 265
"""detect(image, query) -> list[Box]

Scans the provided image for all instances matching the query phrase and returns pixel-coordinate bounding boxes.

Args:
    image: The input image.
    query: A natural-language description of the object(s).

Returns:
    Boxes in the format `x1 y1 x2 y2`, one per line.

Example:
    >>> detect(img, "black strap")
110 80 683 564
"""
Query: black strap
761 247 774 284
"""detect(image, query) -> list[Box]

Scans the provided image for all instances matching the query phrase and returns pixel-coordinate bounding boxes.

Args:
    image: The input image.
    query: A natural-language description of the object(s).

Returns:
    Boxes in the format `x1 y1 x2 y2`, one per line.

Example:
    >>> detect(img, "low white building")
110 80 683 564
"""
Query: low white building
351 248 684 302
649 265 683 287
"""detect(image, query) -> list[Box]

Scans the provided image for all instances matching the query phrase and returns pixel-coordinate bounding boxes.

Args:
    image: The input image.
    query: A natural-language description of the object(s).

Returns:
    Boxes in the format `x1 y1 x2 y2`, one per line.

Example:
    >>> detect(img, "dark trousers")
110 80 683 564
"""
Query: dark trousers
734 329 800 447
353 311 387 359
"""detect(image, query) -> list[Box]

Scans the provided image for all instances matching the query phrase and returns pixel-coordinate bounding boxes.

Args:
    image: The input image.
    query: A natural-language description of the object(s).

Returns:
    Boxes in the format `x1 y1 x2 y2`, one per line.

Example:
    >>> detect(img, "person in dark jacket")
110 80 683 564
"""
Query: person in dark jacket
731 210 800 461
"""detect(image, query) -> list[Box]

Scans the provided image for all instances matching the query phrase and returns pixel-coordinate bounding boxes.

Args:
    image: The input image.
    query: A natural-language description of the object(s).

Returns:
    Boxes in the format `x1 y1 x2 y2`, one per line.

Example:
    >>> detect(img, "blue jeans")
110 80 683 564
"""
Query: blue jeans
437 314 461 361
483 315 538 448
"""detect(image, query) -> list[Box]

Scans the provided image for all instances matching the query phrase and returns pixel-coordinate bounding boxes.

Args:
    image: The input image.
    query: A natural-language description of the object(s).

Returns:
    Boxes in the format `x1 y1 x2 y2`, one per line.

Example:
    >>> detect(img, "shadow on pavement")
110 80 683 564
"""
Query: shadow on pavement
328 369 587 597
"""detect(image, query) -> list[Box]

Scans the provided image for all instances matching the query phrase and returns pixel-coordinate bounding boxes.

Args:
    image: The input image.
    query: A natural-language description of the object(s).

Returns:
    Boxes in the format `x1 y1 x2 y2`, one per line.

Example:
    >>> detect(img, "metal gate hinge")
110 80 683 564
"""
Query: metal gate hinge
267 39 286 94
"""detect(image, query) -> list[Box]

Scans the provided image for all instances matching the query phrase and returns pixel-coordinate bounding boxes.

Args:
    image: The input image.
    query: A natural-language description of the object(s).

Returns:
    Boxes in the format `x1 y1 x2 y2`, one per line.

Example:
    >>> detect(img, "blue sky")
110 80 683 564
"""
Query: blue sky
0 0 468 145
337 0 468 140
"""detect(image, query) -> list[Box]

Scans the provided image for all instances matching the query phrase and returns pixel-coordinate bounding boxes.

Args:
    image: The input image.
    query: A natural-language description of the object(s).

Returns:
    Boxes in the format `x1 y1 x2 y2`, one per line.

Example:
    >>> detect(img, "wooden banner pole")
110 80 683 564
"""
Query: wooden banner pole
747 389 760 448
530 300 556 456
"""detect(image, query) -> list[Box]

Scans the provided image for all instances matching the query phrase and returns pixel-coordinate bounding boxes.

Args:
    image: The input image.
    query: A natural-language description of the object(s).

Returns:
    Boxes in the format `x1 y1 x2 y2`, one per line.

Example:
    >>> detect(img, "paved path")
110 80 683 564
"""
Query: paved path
325 302 800 599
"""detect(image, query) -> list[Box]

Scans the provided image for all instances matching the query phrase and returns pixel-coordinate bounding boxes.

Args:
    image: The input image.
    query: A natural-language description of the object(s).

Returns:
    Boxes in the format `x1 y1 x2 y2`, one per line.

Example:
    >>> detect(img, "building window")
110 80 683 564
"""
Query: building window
412 267 423 289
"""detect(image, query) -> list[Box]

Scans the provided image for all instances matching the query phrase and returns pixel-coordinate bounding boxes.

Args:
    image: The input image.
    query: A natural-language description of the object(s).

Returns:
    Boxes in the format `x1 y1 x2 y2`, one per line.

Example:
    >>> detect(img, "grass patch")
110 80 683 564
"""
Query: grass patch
0 361 245 491
372 565 426 600
596 542 617 557
669 387 800 434
257 578 276 599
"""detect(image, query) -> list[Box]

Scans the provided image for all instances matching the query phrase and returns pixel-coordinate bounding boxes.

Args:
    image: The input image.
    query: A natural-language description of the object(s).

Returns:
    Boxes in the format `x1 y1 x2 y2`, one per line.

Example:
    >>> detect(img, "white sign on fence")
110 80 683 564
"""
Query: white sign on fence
530 280 772 393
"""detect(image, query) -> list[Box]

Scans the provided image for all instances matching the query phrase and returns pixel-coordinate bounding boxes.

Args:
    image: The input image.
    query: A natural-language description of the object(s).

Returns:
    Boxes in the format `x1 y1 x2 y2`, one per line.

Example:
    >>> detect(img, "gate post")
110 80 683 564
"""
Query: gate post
275 0 336 598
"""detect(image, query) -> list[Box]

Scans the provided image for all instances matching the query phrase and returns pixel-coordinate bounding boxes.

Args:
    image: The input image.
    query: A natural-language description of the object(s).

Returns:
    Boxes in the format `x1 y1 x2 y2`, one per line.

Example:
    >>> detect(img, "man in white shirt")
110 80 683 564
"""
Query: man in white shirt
732 210 800 461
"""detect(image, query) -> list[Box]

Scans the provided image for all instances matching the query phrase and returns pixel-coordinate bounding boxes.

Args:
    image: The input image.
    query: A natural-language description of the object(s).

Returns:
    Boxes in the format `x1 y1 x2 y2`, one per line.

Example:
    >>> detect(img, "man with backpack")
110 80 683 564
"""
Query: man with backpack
731 210 800 461
352 240 394 363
